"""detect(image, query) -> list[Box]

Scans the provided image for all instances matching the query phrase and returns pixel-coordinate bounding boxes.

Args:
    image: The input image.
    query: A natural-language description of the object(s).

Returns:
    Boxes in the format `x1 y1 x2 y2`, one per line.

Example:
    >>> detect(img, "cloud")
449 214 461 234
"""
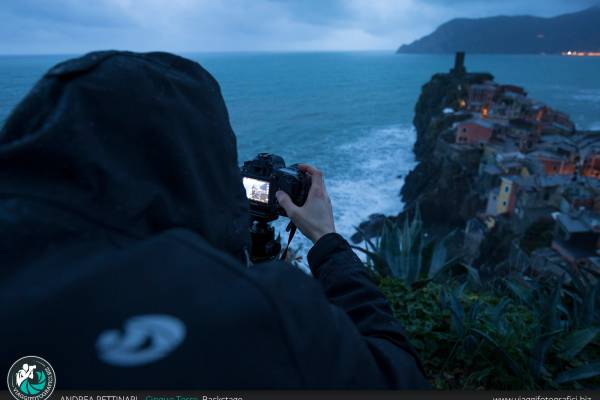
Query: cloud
424 0 599 18
0 0 595 54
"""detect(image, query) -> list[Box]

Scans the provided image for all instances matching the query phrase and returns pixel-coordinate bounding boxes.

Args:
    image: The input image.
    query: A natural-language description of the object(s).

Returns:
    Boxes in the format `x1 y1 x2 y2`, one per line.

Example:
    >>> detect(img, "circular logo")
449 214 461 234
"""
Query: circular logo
7 356 56 400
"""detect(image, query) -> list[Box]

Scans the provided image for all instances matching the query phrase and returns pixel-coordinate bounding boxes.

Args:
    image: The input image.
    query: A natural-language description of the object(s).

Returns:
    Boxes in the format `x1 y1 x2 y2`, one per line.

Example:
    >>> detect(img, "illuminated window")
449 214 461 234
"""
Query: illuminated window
481 106 489 118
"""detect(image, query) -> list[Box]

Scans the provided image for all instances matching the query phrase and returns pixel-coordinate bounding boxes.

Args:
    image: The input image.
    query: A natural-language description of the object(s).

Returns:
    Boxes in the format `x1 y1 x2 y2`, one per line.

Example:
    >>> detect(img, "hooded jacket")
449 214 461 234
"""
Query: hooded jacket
0 51 428 389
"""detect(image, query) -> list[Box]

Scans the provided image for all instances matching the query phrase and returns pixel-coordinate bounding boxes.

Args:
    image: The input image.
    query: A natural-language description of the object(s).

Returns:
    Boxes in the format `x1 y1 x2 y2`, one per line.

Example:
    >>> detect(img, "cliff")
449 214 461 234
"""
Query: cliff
354 53 600 276
397 7 600 54
353 60 491 243
402 69 492 227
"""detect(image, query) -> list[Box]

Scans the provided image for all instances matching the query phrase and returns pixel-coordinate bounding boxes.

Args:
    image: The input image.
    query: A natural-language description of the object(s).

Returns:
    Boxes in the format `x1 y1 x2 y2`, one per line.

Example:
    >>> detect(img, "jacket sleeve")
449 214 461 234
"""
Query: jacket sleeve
306 233 430 389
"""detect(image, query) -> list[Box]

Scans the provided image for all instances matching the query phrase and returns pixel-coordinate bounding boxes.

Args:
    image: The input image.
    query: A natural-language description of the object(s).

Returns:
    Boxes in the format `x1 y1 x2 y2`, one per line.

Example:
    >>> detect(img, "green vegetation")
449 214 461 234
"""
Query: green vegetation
357 210 600 389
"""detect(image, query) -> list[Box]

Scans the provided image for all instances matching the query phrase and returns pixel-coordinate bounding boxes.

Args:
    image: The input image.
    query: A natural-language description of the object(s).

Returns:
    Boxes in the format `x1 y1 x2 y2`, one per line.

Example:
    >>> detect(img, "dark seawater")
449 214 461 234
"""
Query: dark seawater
1 52 599 257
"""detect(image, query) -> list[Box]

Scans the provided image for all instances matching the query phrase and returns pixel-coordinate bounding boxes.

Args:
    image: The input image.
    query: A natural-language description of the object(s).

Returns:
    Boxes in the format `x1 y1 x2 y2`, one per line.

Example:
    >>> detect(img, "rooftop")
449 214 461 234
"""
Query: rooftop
461 118 496 129
556 211 600 233
556 214 590 233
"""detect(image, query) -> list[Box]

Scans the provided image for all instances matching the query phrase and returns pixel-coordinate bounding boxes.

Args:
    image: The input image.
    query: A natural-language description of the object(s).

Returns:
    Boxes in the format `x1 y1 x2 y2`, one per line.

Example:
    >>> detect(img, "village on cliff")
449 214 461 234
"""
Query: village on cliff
430 53 600 282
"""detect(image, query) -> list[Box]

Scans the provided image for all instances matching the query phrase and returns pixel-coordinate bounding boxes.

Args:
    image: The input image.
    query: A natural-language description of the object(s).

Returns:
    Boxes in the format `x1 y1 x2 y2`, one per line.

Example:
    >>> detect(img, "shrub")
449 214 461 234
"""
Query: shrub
378 277 600 389
361 209 600 389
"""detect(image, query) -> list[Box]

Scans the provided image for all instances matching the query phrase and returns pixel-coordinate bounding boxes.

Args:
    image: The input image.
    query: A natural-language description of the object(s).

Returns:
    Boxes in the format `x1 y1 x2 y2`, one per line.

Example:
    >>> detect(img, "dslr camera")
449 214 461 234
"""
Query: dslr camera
241 153 310 222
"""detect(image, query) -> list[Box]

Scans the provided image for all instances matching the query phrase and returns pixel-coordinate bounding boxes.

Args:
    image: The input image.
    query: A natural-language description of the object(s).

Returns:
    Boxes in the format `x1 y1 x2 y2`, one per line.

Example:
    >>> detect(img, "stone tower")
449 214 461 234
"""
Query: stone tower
451 51 466 76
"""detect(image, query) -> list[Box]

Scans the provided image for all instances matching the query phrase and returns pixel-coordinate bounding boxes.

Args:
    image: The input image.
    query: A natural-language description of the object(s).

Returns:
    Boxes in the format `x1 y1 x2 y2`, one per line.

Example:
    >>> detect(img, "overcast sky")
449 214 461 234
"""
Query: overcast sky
0 0 598 54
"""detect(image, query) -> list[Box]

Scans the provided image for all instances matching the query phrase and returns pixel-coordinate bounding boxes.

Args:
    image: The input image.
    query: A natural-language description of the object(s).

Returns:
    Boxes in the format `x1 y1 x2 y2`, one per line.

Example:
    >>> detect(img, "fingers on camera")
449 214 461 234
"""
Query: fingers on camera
276 190 299 216
298 163 322 178
298 164 324 189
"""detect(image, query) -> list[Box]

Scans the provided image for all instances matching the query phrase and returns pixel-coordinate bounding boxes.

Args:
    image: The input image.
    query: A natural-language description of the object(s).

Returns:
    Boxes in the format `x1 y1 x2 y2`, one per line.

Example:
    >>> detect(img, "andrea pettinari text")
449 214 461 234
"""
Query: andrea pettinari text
59 396 243 400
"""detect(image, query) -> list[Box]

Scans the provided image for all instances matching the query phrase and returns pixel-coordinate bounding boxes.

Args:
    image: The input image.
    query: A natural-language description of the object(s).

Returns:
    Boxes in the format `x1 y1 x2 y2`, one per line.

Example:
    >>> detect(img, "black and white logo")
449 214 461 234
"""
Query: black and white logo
96 314 186 367
7 356 56 400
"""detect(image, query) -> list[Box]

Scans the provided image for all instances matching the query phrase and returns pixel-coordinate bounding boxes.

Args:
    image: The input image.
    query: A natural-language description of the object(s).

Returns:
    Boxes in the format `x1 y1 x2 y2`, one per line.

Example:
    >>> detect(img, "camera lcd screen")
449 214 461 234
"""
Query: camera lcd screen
243 177 270 204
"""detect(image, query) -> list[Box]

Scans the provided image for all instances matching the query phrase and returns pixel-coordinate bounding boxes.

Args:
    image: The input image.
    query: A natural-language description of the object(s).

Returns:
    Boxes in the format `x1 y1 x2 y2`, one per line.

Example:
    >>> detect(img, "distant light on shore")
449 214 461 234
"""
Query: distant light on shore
562 51 600 57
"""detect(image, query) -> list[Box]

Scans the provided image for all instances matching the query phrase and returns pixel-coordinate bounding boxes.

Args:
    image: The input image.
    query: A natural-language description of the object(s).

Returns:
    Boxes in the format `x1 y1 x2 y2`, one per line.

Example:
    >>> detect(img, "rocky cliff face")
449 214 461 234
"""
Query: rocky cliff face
354 56 600 277
352 67 492 243
401 70 492 228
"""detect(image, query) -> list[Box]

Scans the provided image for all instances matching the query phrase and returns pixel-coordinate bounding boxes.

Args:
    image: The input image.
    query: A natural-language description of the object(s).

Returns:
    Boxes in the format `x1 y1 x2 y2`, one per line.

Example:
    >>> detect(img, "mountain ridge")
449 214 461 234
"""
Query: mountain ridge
397 6 600 54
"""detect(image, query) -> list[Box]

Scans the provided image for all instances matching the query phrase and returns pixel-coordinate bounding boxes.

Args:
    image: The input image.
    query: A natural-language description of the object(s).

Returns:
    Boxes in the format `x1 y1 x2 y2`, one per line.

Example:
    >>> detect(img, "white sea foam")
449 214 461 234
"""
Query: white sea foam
274 124 416 271
571 89 600 102
328 124 416 237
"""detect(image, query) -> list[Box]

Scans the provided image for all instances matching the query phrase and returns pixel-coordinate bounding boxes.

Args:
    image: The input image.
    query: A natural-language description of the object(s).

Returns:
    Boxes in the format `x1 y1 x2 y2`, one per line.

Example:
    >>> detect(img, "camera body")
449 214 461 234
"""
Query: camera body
241 153 310 221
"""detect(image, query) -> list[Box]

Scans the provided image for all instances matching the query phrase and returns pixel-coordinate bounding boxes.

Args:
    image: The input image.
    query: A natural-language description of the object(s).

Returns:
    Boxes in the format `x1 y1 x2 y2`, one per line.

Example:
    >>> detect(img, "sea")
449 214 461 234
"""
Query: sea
1 52 600 258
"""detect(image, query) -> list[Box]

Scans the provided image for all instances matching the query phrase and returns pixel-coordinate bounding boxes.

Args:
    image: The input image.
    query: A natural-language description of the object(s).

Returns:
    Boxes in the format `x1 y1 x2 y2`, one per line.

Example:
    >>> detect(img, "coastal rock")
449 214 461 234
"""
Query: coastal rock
354 54 600 276
402 68 491 228
353 64 492 242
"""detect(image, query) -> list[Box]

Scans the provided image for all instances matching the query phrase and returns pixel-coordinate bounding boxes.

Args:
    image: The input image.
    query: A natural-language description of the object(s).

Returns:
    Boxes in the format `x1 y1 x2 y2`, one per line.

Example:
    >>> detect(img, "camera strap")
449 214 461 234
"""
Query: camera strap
243 246 253 268
280 221 297 261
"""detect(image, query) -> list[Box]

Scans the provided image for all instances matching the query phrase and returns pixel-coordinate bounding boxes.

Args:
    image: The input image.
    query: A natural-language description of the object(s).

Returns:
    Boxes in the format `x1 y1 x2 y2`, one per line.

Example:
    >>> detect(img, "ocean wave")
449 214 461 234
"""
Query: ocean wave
272 124 416 271
328 124 416 237
571 89 600 102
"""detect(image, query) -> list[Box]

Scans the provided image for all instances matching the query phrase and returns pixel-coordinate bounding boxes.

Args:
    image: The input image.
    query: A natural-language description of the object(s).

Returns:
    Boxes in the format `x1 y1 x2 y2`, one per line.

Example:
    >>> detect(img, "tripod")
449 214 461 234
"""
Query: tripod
249 217 282 263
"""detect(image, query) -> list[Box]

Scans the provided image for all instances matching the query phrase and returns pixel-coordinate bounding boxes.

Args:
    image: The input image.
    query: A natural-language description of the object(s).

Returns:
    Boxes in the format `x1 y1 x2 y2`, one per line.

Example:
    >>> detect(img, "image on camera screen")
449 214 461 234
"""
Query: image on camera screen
243 177 270 204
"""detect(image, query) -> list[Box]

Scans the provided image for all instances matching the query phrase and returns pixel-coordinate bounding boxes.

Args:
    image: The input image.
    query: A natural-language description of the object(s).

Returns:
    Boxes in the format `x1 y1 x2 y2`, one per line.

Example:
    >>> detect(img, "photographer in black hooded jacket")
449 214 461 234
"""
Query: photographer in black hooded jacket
0 51 429 389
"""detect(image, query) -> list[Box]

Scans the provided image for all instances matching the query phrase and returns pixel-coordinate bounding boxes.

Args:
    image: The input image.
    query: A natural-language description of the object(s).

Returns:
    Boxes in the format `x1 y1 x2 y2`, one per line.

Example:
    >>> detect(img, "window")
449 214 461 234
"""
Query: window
504 186 510 193
503 201 507 206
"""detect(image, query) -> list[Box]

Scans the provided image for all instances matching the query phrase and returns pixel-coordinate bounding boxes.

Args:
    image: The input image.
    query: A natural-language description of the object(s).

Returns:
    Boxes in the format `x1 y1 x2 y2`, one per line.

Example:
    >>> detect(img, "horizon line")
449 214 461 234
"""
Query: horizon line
0 49 399 57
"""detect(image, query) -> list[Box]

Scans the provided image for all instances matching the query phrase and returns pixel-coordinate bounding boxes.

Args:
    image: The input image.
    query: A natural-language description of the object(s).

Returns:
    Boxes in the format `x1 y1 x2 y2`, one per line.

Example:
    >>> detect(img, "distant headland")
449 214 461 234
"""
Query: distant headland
397 6 600 54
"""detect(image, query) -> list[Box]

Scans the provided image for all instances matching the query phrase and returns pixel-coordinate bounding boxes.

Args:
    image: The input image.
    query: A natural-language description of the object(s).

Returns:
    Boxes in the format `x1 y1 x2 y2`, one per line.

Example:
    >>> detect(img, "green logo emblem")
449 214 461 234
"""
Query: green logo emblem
7 356 56 400
18 369 47 395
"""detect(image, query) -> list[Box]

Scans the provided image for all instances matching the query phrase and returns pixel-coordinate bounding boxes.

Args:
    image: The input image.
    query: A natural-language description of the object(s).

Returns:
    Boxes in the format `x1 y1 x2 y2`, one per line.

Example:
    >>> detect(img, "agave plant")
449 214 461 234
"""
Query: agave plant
354 206 458 285
502 274 600 387
361 205 600 388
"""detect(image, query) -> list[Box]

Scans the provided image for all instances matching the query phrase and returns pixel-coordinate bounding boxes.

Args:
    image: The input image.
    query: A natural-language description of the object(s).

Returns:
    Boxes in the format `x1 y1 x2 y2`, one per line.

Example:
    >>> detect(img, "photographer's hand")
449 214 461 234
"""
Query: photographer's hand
276 164 336 243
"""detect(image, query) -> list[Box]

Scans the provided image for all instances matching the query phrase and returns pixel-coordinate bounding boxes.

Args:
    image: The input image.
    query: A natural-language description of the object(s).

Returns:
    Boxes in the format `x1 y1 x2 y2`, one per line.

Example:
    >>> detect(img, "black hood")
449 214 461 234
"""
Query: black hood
0 51 250 259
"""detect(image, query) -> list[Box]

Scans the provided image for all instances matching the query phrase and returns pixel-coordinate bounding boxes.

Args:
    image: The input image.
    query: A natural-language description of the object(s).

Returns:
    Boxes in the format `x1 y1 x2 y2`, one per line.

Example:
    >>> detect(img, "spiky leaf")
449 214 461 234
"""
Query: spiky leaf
556 362 600 384
557 327 600 360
